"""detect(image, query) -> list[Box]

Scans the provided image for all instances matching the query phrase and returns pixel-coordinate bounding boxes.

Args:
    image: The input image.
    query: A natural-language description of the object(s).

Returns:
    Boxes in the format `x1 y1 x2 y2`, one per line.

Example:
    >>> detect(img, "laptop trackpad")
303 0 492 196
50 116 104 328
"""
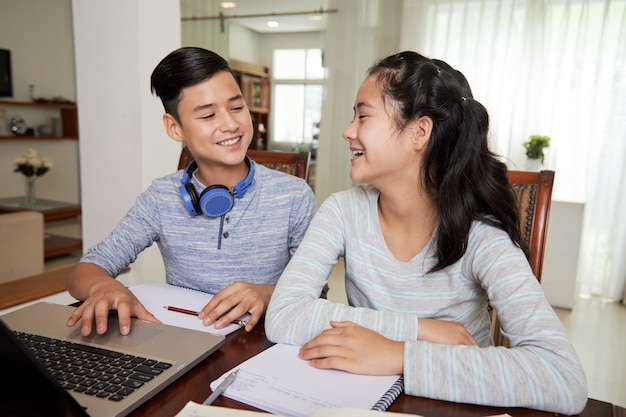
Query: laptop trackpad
66 321 162 348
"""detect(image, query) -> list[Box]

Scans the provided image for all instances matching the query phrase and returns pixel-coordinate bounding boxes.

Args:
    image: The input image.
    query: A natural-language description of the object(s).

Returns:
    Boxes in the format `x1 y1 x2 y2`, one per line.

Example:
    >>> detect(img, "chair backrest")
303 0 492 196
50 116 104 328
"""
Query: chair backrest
507 170 555 283
177 146 310 180
491 170 555 346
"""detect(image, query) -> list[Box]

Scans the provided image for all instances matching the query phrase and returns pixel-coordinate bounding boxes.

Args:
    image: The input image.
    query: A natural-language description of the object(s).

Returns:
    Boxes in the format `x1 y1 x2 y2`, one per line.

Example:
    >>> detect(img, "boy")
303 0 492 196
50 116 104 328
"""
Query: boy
67 47 316 336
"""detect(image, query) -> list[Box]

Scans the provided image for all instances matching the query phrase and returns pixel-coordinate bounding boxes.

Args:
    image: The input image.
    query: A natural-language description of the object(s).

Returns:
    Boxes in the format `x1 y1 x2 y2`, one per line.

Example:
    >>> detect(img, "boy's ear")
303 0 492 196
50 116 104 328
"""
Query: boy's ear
412 116 433 152
163 113 184 143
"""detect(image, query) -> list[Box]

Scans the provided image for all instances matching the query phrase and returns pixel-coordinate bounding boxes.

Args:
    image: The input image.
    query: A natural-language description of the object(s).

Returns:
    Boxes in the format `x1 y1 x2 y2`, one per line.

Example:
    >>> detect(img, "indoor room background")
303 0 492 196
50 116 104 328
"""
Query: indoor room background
0 0 624 406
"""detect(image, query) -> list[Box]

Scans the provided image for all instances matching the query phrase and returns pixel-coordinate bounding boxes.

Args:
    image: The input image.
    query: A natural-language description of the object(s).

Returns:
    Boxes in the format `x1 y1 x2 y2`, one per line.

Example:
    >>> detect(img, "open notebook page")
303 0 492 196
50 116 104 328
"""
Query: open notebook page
175 402 424 416
210 343 402 417
129 283 250 336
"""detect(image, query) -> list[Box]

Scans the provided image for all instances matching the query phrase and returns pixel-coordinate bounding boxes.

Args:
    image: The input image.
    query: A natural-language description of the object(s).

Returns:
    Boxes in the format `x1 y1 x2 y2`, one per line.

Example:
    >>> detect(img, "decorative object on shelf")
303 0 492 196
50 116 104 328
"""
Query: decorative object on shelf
523 134 551 171
24 176 38 208
10 116 27 135
0 100 78 140
13 148 53 208
37 123 54 136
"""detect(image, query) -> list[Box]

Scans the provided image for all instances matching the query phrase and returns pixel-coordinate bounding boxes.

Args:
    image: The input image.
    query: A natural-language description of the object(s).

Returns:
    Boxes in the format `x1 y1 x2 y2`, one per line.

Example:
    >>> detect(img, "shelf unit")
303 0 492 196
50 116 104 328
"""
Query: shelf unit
230 59 270 150
0 100 79 141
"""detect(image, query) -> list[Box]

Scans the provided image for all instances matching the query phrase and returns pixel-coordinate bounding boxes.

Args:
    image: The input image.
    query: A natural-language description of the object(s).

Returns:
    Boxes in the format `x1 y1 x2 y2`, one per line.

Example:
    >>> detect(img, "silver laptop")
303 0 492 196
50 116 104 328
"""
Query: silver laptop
1 301 225 417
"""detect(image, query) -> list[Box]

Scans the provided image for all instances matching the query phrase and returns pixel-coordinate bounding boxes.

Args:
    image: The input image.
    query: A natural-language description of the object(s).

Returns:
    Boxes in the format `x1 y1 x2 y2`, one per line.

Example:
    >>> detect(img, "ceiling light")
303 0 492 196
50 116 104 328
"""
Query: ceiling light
266 20 279 28
308 15 322 21
220 2 236 8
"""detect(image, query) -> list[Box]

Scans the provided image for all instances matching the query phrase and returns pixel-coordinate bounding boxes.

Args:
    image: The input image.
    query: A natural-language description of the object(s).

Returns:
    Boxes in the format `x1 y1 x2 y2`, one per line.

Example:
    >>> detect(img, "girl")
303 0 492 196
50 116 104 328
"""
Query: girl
266 51 587 414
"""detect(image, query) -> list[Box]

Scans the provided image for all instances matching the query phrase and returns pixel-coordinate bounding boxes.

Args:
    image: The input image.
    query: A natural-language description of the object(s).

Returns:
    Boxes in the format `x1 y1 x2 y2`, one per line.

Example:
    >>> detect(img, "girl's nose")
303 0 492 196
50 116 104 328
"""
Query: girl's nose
343 120 356 142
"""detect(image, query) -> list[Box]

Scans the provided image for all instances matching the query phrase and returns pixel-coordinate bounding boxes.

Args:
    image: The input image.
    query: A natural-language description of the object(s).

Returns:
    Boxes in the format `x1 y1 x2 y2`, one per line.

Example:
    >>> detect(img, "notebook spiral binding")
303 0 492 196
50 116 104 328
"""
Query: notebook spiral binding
371 376 404 411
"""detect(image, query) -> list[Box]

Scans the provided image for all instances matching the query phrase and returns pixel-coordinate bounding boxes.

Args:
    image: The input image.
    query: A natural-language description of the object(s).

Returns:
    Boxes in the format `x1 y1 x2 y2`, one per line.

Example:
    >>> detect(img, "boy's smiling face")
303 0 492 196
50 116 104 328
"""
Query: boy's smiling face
165 70 253 170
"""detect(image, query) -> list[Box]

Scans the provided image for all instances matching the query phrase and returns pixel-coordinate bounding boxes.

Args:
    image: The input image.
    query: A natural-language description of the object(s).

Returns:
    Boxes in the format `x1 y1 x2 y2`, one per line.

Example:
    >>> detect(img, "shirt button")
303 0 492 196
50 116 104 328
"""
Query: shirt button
223 231 229 238
225 216 231 223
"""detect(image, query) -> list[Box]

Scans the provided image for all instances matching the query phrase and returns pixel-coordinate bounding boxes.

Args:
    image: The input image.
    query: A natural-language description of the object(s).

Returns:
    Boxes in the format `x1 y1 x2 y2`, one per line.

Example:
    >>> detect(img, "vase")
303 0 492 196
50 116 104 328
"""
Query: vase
525 158 543 171
24 176 38 208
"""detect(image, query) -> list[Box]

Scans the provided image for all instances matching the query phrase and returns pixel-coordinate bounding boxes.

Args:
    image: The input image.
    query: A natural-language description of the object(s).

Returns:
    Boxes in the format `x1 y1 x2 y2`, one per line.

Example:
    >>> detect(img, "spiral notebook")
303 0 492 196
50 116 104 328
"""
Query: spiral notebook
210 343 403 417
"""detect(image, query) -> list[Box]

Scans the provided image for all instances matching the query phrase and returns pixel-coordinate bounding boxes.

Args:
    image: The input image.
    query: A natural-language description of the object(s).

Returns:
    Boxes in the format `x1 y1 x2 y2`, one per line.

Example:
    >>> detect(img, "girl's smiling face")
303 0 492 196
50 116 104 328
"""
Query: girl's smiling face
343 75 421 188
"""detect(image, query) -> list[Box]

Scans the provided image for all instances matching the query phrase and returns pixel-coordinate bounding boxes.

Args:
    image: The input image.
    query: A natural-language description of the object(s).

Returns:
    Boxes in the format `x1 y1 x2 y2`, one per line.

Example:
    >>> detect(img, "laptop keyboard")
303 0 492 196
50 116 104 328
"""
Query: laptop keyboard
14 331 172 402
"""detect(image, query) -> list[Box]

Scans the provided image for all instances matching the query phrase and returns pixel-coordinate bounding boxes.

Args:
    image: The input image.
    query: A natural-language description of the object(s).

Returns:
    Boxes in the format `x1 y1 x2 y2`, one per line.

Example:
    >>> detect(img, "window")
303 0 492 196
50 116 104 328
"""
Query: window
271 49 324 149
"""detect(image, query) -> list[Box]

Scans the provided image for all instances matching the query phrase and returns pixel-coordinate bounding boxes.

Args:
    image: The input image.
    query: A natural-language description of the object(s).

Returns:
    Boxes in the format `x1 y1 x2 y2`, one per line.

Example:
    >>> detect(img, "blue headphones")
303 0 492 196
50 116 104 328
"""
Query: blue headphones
179 156 255 217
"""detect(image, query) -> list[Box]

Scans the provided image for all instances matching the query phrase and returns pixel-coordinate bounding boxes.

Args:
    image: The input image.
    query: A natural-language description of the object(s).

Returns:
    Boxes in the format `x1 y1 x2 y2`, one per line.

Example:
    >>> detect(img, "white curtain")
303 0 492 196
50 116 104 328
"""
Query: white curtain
399 0 626 301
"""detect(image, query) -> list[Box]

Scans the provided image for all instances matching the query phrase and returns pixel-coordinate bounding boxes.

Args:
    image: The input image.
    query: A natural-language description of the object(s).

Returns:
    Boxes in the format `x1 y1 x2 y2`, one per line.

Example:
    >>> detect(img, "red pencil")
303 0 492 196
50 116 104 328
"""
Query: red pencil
163 305 199 316
163 306 248 327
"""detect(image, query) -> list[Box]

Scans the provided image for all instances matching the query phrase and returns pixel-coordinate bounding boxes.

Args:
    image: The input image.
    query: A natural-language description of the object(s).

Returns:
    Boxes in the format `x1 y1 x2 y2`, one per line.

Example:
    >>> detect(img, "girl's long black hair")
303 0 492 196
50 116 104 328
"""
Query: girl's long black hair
369 51 527 272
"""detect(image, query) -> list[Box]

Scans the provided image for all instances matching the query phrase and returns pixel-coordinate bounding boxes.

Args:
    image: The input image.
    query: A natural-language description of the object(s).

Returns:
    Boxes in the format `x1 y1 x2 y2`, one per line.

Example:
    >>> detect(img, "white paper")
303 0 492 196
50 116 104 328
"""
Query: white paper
174 402 424 417
210 344 401 417
129 283 250 336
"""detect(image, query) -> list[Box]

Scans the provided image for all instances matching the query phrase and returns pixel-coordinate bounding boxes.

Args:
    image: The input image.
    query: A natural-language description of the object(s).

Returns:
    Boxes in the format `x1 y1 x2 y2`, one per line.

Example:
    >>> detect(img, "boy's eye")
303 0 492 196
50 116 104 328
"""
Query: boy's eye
200 114 215 119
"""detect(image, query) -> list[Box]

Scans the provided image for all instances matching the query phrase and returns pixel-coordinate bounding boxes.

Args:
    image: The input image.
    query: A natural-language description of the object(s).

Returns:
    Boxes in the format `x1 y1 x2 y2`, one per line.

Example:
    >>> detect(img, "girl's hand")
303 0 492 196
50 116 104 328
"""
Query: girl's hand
417 318 479 346
298 321 404 375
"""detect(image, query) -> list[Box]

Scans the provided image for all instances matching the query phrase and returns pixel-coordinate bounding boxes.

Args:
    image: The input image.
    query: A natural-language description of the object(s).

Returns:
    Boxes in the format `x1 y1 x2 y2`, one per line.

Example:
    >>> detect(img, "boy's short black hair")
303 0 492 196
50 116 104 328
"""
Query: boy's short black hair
150 47 232 122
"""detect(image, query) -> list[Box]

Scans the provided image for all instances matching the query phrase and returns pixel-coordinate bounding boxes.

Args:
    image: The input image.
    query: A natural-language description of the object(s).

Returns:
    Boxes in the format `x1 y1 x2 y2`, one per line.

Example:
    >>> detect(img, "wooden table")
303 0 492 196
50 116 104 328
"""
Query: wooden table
0 196 81 222
0 266 73 311
129 321 624 417
0 196 82 258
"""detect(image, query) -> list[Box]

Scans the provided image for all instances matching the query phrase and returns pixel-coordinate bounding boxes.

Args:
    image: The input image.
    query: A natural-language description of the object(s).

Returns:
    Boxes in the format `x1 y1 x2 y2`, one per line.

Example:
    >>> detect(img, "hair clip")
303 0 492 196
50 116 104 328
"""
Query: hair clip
461 96 467 102
395 53 405 60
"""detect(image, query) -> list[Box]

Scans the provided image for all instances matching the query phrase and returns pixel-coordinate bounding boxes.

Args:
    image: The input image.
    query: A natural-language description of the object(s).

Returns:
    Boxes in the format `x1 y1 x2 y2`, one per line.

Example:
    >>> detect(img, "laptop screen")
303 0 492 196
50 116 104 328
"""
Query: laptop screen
0 318 89 417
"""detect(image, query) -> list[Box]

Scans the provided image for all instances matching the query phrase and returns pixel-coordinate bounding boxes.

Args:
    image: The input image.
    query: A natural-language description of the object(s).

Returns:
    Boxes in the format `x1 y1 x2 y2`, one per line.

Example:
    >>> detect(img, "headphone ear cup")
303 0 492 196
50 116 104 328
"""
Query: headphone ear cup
179 183 201 216
198 185 234 217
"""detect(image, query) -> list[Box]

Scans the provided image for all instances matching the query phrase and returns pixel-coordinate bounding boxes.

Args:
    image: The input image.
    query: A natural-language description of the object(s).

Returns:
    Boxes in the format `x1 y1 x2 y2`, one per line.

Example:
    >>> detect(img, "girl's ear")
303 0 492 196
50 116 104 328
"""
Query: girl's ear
412 116 433 152
163 113 184 143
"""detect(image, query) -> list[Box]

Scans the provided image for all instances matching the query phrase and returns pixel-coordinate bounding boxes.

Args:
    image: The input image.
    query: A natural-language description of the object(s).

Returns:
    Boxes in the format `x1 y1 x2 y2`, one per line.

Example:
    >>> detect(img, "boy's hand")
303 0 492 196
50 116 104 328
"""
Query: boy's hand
66 281 158 336
198 282 274 332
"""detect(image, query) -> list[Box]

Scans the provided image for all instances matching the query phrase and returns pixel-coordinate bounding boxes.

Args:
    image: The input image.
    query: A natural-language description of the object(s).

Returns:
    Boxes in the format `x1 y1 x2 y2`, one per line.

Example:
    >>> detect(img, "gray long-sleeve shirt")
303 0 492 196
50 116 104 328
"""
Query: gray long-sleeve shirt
266 184 588 415
81 162 316 293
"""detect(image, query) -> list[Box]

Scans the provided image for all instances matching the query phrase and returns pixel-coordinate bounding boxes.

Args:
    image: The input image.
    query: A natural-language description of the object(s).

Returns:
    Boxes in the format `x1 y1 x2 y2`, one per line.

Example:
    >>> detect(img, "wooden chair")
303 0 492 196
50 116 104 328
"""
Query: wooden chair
177 146 310 180
490 170 555 346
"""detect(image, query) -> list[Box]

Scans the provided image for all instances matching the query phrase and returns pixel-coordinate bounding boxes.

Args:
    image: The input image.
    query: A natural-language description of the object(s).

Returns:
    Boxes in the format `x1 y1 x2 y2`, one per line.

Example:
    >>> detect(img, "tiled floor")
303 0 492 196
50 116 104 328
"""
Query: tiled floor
327 260 626 409
555 297 626 408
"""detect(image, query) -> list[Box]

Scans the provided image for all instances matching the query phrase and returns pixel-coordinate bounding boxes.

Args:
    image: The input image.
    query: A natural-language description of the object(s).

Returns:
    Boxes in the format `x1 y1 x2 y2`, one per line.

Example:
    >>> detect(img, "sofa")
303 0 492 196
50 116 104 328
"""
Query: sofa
0 211 44 283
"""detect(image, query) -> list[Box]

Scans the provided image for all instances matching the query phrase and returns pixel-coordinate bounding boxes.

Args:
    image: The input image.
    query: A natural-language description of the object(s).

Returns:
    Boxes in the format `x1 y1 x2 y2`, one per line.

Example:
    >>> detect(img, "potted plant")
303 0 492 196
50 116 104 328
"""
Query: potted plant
523 134 551 164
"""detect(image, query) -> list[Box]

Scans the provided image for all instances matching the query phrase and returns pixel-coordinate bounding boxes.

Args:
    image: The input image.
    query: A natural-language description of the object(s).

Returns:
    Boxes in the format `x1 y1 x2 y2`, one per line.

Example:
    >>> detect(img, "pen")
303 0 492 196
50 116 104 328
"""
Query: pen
163 306 248 326
203 369 239 405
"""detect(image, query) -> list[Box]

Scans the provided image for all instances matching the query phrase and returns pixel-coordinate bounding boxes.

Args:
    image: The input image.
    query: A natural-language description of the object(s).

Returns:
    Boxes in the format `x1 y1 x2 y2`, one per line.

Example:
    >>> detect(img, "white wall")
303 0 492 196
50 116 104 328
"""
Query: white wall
228 23 260 63
72 0 181 286
0 0 80 203
257 32 324 69
542 201 585 309
180 0 228 57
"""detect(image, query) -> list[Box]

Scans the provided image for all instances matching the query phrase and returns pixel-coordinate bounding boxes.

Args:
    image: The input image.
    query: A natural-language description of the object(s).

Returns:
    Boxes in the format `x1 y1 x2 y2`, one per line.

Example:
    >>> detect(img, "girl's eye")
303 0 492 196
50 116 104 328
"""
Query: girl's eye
232 106 244 111
201 114 215 119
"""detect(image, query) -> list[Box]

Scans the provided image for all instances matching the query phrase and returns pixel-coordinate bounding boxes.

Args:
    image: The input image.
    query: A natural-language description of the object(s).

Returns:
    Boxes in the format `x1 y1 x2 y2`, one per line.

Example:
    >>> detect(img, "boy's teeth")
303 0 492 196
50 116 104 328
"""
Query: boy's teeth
220 138 239 146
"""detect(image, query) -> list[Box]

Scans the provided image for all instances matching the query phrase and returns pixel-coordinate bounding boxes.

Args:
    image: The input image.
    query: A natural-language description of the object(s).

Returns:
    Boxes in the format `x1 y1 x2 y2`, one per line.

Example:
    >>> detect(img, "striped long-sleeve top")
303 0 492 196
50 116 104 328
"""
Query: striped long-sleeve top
80 162 316 293
265 184 587 415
